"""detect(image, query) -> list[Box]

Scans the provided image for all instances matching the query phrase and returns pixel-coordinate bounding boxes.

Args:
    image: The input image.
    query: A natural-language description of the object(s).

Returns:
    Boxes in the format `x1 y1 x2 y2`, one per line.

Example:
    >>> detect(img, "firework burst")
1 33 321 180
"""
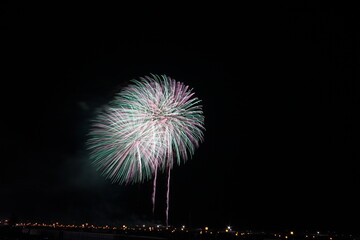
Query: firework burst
87 74 205 225
88 74 205 184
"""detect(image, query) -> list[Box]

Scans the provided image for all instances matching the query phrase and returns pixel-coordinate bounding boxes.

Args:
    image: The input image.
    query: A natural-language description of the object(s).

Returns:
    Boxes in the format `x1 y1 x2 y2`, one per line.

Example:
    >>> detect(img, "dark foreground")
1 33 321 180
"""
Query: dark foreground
1 226 359 240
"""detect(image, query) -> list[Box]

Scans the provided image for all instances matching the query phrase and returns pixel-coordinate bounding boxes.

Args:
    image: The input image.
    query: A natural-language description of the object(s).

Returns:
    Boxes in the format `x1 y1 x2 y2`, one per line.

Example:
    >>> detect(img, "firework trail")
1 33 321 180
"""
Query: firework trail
88 74 205 225
166 167 171 226
152 167 157 215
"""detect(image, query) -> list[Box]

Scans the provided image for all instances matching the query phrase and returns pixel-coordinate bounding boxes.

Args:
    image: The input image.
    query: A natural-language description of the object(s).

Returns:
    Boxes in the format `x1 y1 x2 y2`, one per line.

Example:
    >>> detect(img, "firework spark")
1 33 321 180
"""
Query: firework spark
87 74 205 225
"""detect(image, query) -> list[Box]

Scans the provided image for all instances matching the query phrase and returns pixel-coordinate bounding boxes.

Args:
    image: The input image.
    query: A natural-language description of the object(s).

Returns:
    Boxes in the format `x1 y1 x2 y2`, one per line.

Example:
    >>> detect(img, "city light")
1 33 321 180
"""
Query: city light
5 221 356 240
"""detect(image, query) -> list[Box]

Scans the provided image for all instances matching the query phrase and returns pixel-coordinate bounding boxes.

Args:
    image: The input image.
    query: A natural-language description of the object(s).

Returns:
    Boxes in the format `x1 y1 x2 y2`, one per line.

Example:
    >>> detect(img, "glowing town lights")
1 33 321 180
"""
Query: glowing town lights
13 222 343 240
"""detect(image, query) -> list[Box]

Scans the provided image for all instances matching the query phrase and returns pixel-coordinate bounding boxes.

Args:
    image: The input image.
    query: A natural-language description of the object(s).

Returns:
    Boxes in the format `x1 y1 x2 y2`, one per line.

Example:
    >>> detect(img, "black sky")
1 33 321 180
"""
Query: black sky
1 3 359 233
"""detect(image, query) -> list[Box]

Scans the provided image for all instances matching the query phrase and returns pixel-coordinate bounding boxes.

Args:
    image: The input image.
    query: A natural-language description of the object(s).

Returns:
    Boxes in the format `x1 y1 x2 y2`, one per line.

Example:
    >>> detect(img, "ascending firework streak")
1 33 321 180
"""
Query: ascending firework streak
87 74 205 226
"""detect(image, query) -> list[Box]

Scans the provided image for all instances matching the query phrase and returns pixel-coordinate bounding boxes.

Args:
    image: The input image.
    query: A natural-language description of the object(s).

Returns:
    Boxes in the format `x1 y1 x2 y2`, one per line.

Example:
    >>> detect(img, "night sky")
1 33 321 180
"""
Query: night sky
1 3 359 233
